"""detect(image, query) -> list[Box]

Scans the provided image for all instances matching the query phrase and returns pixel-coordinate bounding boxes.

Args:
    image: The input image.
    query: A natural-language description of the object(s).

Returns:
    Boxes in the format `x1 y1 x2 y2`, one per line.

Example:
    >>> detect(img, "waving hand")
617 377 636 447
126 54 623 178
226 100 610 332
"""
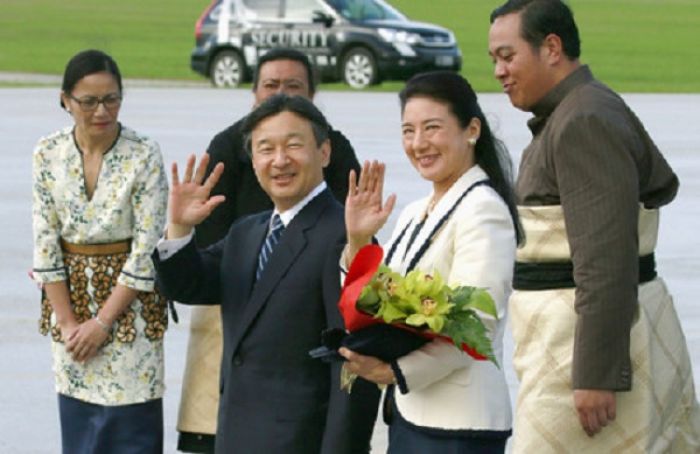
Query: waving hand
168 154 225 238
345 161 396 263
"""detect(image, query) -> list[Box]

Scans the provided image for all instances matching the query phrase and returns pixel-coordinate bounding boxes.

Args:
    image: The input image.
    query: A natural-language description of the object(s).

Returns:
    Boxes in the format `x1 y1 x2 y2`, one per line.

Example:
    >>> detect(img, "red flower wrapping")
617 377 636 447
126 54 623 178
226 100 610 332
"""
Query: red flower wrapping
339 244 487 361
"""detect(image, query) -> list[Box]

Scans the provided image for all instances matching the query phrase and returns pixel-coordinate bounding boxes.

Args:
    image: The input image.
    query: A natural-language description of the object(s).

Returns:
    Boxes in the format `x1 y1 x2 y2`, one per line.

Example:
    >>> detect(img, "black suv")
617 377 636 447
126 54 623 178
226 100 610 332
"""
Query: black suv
190 0 462 89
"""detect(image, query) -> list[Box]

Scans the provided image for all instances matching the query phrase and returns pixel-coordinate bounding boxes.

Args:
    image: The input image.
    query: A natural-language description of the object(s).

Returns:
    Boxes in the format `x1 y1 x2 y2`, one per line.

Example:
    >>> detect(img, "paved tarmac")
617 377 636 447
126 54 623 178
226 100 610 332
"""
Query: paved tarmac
1 85 699 453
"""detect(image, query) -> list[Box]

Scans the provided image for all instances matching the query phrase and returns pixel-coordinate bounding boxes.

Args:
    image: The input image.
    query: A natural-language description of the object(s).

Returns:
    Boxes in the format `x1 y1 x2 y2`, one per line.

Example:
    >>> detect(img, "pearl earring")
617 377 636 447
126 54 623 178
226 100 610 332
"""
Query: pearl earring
467 137 477 146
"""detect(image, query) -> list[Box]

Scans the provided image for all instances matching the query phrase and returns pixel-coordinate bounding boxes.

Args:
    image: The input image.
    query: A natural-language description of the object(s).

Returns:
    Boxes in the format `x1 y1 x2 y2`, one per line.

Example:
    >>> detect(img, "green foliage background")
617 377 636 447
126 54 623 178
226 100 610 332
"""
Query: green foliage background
1 0 698 92
392 0 700 92
0 0 210 81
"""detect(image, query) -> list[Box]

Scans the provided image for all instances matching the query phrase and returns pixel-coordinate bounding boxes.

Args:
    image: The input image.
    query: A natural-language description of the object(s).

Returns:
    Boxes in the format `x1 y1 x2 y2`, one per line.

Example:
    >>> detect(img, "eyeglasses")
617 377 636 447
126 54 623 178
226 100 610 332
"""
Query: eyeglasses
67 93 122 112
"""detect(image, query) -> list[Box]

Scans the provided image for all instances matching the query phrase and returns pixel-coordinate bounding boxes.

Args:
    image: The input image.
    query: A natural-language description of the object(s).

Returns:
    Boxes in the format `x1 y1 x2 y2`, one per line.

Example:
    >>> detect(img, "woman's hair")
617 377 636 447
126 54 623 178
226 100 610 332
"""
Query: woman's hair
399 71 523 244
60 49 122 108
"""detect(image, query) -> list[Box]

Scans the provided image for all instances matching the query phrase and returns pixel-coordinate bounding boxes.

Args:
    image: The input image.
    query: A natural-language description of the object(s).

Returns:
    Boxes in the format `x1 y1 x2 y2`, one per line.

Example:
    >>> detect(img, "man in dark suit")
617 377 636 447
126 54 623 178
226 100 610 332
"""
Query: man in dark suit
177 48 361 453
154 94 378 453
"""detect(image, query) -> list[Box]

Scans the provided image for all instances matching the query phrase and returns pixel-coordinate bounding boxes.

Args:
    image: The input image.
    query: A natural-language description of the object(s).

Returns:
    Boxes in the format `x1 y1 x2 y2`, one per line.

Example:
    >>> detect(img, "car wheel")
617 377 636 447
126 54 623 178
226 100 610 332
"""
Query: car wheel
210 50 244 88
342 48 377 89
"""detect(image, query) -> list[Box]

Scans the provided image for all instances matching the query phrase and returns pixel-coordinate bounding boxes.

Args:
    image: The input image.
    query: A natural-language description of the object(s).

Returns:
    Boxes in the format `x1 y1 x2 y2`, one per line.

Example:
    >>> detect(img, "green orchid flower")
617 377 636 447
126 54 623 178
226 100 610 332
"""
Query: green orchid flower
357 265 403 312
376 297 409 323
357 285 380 311
404 290 454 332
352 264 499 365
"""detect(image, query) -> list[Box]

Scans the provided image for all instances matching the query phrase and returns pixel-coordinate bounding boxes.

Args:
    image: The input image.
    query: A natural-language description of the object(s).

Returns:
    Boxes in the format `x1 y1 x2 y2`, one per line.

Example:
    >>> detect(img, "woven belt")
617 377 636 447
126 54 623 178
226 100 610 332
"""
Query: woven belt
513 253 657 291
60 238 131 256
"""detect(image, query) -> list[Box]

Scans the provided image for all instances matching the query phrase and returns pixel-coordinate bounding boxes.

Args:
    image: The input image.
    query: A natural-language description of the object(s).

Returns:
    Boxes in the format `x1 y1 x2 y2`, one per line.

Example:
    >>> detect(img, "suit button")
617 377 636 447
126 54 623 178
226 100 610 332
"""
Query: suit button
233 355 243 366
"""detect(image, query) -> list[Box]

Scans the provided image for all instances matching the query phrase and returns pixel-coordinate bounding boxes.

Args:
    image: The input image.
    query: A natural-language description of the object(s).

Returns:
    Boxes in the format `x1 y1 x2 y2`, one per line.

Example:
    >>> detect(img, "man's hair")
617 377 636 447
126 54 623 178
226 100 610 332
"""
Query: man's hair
252 48 316 95
242 94 329 155
490 0 581 60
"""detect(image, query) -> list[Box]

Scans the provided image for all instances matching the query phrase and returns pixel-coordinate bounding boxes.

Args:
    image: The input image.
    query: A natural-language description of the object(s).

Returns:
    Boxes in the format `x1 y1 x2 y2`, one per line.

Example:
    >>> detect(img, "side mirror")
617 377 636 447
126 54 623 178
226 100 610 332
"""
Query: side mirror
312 10 334 27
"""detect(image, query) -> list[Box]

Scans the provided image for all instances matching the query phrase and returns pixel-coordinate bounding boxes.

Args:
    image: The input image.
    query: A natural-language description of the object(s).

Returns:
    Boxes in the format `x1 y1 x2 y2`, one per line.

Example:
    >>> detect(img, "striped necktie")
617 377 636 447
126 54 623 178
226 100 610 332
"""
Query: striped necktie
256 214 285 280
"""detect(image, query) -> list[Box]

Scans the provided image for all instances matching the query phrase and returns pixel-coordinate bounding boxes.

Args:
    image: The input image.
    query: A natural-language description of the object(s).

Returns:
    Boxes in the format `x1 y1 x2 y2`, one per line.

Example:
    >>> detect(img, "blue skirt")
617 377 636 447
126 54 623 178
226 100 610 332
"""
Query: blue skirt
386 391 509 454
58 394 163 454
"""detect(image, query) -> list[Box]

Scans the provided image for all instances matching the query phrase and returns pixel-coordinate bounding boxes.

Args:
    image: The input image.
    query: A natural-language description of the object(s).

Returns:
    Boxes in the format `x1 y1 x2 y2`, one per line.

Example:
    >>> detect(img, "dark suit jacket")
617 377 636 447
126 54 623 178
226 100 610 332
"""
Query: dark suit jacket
154 190 379 454
196 118 361 247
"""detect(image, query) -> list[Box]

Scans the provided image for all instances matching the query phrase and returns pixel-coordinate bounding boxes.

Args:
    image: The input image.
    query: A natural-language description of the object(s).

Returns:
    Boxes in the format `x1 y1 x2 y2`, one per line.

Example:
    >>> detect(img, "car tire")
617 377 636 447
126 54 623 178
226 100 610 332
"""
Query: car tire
210 50 245 88
341 47 378 89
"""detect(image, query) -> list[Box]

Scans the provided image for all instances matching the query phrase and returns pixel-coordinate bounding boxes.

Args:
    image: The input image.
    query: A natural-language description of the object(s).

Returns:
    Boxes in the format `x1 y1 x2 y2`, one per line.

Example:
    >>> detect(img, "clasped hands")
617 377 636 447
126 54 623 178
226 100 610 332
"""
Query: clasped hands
61 318 109 363
167 154 226 239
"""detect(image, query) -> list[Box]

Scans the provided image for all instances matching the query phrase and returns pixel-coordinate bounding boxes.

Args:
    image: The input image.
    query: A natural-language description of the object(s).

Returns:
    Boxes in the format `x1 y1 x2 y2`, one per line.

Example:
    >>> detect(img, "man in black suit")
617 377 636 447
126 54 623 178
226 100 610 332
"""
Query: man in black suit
177 48 361 453
154 94 379 453
198 48 360 244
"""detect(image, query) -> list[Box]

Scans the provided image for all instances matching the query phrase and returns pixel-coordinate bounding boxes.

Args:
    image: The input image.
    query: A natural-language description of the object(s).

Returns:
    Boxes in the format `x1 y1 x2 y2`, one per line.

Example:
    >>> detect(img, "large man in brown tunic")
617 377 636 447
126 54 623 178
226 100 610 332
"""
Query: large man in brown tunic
489 0 700 452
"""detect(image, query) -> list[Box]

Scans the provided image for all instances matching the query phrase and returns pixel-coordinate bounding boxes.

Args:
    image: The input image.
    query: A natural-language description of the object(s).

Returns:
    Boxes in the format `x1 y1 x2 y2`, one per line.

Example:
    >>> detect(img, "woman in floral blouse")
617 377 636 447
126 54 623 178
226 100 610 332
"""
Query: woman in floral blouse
32 49 168 453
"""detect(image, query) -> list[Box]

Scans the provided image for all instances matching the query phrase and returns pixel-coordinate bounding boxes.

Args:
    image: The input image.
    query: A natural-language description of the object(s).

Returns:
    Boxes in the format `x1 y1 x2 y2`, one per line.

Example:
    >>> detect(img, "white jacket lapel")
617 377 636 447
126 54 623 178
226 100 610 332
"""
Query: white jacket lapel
392 165 489 274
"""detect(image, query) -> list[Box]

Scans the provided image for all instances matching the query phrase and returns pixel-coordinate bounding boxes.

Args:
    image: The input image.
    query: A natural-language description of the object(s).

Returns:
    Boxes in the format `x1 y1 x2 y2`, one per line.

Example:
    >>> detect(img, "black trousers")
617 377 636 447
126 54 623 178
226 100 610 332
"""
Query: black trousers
58 394 163 454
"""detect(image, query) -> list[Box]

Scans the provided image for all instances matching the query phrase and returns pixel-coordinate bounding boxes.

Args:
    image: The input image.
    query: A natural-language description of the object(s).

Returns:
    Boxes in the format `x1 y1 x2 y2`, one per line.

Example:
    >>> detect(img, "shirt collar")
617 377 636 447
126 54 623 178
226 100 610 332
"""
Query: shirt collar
272 181 327 228
527 65 594 134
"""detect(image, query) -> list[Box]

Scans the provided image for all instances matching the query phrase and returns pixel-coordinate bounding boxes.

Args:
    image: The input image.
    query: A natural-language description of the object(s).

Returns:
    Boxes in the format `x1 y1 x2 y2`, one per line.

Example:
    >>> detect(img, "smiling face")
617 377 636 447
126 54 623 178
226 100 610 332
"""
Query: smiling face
401 96 479 196
61 71 121 140
488 12 556 112
250 110 330 212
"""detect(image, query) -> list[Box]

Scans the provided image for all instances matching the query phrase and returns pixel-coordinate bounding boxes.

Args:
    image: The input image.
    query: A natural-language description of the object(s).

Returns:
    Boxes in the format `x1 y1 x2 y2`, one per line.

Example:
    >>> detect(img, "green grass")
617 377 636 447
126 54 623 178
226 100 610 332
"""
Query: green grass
0 0 210 79
392 0 700 93
1 0 698 92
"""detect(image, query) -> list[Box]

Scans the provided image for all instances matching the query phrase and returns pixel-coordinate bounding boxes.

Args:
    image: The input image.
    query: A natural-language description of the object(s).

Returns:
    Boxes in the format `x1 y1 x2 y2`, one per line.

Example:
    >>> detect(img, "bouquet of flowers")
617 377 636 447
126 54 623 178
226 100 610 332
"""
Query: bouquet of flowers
310 244 499 368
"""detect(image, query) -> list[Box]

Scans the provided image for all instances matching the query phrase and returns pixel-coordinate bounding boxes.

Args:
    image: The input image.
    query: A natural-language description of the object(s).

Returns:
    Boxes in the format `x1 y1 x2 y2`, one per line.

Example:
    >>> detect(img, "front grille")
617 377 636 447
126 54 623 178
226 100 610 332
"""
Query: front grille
417 32 454 48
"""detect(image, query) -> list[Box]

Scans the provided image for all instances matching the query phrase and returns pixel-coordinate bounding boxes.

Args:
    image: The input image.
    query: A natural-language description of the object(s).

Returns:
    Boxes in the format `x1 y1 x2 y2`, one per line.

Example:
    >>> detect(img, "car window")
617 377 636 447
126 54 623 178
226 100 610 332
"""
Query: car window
208 0 236 22
285 0 326 22
324 0 404 21
241 0 283 19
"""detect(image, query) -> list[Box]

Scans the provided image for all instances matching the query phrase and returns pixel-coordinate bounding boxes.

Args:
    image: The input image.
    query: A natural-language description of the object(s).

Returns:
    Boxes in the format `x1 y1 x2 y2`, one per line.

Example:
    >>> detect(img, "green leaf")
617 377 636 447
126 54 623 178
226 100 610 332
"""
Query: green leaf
450 286 475 307
468 289 498 319
442 309 498 366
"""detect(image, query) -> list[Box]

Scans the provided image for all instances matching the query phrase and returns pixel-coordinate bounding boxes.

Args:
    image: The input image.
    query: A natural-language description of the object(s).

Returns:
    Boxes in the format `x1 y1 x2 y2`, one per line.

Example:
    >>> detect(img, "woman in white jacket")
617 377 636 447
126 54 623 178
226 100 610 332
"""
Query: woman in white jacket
340 71 522 453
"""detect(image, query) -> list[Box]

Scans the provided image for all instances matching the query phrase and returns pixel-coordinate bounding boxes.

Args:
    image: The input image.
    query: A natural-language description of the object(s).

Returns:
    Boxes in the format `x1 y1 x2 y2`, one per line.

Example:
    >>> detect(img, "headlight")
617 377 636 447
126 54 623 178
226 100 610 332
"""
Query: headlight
378 28 421 45
447 31 456 45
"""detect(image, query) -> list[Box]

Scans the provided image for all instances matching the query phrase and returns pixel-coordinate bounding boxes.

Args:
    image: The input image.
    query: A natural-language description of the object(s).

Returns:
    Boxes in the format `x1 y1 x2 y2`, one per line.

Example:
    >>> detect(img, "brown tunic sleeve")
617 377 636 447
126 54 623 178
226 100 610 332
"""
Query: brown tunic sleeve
556 107 641 390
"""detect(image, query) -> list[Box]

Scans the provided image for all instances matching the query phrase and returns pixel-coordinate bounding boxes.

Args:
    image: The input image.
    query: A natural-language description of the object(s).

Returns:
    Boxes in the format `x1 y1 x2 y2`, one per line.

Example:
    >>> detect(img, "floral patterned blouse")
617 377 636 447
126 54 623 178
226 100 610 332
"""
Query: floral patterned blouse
32 124 169 405
33 124 167 291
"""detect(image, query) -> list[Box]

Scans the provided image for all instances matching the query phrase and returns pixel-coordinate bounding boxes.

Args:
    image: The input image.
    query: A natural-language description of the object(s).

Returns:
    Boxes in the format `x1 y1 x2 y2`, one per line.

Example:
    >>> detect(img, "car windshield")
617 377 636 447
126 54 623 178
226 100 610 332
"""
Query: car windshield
323 0 405 21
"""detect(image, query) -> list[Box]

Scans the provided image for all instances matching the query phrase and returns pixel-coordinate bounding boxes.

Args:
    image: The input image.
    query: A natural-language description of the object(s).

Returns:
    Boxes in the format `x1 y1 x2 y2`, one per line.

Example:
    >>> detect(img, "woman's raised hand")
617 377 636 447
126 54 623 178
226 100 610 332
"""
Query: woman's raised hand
345 161 396 251
168 154 225 238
